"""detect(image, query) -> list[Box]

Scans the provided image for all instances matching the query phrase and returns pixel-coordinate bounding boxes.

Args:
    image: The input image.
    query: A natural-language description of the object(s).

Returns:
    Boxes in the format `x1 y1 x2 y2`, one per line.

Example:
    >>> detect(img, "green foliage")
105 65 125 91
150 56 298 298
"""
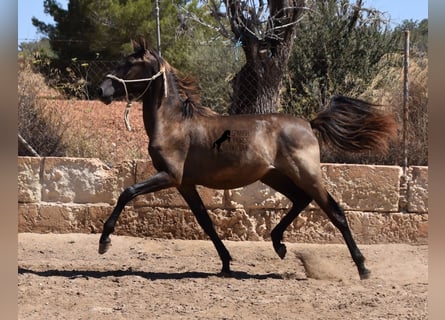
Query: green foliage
31 0 218 98
33 0 98 60
394 19 428 53
32 0 205 60
174 36 244 113
19 38 56 61
283 0 400 119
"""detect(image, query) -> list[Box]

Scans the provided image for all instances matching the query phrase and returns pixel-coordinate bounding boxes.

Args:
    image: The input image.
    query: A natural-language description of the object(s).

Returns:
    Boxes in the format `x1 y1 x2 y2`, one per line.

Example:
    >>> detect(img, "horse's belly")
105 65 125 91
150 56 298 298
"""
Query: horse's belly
183 161 273 189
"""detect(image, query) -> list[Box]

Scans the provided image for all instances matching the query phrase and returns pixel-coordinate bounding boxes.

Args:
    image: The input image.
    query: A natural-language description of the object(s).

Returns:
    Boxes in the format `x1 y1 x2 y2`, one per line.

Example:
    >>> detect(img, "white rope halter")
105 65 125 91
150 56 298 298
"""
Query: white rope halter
106 67 167 131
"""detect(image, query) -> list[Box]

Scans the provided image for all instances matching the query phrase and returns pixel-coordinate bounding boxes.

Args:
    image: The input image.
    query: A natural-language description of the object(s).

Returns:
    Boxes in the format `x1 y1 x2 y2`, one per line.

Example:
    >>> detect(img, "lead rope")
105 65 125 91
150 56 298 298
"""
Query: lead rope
106 68 166 131
124 102 133 131
123 81 152 131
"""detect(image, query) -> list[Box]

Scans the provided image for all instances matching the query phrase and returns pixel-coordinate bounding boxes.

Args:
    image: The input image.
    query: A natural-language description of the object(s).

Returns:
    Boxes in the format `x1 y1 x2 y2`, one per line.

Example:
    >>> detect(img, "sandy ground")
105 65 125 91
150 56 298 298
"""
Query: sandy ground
18 233 427 320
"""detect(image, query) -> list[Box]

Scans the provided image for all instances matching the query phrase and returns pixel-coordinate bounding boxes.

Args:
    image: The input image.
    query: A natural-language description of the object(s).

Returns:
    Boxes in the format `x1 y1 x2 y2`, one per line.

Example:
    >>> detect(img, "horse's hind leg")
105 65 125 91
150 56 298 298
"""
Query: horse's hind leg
275 128 370 279
178 185 233 276
311 187 371 280
274 158 370 279
261 170 312 259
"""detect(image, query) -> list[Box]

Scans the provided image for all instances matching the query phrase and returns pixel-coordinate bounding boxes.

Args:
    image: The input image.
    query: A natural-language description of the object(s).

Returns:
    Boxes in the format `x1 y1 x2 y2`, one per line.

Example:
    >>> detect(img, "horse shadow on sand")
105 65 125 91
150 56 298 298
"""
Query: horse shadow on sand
18 267 288 281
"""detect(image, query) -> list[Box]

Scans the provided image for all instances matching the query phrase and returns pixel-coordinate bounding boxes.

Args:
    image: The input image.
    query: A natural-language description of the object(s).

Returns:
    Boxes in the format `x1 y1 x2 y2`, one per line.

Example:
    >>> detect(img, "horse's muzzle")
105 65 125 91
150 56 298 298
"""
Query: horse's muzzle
97 81 115 105
97 90 113 105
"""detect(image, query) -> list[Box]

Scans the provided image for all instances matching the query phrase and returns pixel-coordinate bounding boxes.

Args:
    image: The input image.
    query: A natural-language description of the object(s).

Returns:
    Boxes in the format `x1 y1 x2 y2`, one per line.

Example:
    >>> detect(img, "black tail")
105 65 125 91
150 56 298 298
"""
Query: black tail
310 96 397 154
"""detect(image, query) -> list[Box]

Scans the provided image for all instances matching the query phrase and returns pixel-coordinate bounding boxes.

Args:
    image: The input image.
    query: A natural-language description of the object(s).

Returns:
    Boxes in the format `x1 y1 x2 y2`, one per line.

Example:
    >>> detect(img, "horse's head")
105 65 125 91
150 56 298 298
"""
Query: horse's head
97 38 163 104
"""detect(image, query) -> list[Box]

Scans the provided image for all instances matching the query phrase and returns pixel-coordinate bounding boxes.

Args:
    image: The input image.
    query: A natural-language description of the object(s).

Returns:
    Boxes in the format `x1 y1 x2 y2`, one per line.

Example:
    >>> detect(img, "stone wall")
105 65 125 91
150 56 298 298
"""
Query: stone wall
18 157 428 244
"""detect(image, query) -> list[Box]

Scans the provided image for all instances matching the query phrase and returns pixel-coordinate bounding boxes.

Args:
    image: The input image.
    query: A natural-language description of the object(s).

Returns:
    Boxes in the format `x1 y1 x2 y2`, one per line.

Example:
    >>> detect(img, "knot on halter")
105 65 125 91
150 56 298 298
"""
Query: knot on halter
106 67 167 131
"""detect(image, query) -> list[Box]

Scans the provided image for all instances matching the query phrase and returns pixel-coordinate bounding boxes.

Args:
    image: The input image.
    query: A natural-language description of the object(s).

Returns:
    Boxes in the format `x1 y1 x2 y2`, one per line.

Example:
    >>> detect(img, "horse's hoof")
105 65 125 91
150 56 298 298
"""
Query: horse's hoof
218 264 232 278
359 268 371 280
98 239 111 254
275 243 287 259
218 270 232 278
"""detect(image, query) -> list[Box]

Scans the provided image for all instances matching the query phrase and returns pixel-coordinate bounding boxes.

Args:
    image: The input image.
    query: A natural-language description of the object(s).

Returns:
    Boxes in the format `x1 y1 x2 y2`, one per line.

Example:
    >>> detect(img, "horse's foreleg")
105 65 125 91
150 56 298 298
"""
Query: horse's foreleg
177 185 232 276
98 171 176 254
261 170 312 259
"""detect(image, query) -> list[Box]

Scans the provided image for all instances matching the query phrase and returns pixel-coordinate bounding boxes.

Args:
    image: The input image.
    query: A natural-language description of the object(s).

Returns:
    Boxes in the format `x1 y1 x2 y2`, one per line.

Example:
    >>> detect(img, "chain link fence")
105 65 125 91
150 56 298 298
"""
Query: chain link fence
30 42 427 166
32 43 252 114
66 60 120 100
32 40 291 115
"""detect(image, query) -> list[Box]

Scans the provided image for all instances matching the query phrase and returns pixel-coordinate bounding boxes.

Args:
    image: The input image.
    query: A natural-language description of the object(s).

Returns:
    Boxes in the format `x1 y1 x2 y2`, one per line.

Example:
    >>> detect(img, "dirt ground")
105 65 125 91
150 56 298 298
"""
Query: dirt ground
18 233 427 320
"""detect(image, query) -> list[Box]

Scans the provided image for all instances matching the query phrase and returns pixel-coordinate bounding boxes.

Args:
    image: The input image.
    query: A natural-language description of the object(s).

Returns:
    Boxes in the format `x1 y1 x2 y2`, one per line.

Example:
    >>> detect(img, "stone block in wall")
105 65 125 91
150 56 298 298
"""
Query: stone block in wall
18 202 428 244
134 160 187 208
115 206 207 240
247 208 289 240
18 203 40 232
280 210 427 245
19 202 114 234
351 211 428 244
407 166 428 213
17 156 429 244
224 165 401 213
115 206 426 244
114 205 274 241
133 160 224 208
115 160 136 191
86 204 113 233
18 157 41 203
41 157 117 204
18 203 87 233
321 164 401 212
208 208 266 241
226 182 291 209
283 209 341 243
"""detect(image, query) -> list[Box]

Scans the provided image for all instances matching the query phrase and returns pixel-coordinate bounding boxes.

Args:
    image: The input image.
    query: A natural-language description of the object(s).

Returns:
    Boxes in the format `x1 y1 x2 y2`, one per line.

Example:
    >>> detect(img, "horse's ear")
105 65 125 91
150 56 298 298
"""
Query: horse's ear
139 36 147 51
131 39 141 52
131 37 148 55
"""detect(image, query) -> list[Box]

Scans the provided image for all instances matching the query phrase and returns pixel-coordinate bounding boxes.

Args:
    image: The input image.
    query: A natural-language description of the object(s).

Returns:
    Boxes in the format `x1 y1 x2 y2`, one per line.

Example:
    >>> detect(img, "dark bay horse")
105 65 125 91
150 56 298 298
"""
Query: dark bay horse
97 38 397 280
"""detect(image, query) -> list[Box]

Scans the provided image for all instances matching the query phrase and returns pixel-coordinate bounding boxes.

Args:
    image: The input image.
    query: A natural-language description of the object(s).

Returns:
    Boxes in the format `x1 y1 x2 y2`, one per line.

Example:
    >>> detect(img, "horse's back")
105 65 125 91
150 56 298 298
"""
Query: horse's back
181 113 320 188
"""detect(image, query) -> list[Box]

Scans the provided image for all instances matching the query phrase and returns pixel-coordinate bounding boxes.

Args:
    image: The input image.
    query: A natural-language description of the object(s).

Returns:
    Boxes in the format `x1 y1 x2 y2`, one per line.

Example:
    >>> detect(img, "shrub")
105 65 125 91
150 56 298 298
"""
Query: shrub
304 52 428 166
359 52 428 166
18 57 68 157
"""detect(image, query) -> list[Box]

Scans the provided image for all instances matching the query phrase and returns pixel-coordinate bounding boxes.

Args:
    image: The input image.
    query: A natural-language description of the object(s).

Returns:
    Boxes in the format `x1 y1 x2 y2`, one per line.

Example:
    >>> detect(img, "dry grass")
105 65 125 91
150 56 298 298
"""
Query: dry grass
59 100 149 166
18 57 67 157
360 53 428 165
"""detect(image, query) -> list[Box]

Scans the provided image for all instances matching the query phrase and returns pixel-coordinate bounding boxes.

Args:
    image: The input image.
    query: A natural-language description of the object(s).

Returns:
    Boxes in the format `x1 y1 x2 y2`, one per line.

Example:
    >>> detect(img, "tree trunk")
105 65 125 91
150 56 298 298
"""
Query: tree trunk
227 0 305 115
230 42 283 114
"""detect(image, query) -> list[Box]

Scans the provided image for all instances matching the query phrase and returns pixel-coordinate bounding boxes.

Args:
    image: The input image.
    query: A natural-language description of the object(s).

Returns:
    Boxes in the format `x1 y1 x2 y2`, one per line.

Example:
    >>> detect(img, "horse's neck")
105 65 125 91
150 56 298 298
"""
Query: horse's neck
141 74 182 139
